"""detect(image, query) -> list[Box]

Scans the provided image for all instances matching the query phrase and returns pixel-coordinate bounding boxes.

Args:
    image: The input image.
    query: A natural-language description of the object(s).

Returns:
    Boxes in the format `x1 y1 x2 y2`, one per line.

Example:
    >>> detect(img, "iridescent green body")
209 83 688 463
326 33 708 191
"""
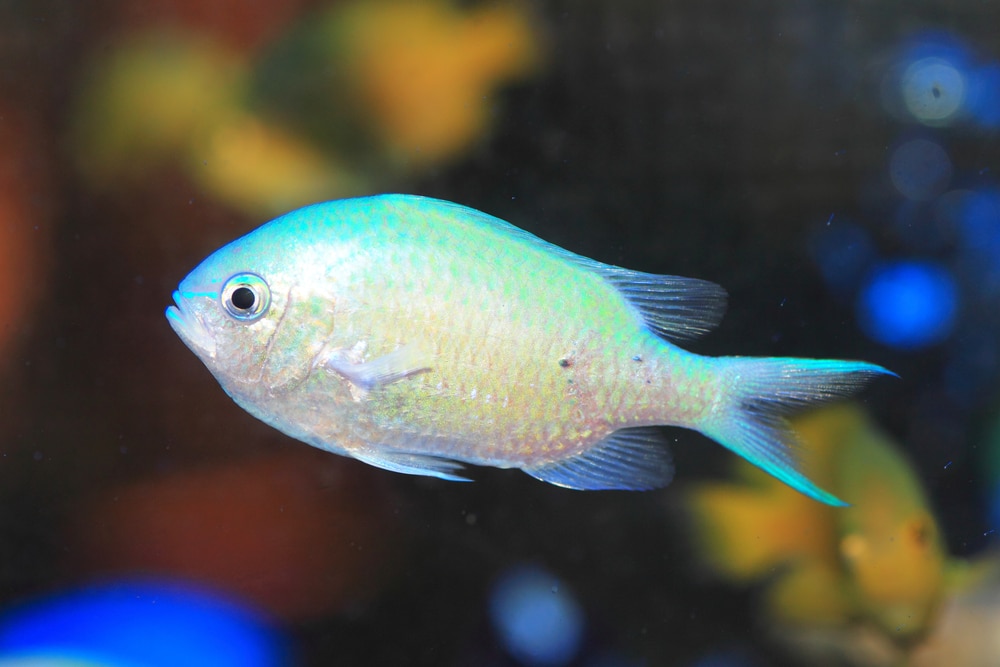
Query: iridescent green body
167 195 889 504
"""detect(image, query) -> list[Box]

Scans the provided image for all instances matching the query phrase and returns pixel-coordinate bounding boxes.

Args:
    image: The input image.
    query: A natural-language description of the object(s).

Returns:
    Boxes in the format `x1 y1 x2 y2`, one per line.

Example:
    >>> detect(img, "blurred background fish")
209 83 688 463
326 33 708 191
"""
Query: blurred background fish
72 0 541 218
678 403 999 666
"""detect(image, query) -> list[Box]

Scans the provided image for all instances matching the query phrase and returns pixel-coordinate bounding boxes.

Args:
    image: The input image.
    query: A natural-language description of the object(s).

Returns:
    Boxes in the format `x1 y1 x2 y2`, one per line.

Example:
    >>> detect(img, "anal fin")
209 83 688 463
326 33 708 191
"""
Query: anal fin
524 427 674 491
351 445 469 482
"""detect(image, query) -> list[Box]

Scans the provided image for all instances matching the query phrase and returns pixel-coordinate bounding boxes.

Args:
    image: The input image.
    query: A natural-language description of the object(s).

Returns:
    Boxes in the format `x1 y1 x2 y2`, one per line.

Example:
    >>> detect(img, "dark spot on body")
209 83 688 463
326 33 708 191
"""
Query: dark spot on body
558 358 571 367
632 354 643 362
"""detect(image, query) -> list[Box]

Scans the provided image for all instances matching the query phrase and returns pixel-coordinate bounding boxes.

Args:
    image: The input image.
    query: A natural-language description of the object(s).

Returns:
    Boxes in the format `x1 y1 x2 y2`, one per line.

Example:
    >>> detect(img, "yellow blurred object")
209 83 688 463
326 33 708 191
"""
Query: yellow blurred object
684 403 948 647
74 33 363 216
74 34 243 184
72 2 542 215
341 0 541 165
195 112 362 214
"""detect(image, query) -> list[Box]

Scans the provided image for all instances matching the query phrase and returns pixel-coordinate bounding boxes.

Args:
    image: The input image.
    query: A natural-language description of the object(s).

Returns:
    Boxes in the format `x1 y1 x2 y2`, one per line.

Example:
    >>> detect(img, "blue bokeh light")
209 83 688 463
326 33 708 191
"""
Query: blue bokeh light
951 189 1000 302
808 220 876 298
888 31 972 127
956 189 1000 256
0 579 284 667
856 260 958 350
489 566 585 667
898 30 972 69
966 64 1000 128
884 30 1000 129
888 138 952 202
901 57 966 125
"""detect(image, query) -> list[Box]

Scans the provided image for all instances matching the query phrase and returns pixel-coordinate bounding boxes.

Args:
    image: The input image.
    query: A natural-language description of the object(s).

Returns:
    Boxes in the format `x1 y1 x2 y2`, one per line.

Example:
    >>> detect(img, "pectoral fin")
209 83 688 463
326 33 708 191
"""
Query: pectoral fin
323 343 432 391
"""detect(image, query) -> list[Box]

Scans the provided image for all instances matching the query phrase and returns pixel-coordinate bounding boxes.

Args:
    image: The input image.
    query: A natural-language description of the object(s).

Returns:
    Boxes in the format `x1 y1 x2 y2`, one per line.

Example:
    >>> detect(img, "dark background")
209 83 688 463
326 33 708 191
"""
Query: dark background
0 1 998 665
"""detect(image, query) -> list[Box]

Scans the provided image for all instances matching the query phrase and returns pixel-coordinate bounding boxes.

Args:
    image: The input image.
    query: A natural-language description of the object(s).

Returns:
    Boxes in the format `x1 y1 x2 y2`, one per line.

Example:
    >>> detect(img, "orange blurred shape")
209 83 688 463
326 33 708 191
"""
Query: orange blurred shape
112 0 313 52
73 450 401 621
345 0 541 164
0 105 50 369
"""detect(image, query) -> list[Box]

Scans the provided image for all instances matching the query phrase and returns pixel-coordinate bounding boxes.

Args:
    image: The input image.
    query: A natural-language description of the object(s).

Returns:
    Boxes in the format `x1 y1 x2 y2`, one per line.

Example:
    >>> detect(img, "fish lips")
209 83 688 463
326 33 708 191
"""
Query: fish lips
166 290 218 360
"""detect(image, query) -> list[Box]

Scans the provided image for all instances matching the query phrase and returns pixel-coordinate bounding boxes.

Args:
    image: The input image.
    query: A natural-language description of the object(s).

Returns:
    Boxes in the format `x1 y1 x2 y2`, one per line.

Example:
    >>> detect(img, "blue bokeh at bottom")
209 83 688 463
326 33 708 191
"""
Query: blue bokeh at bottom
489 565 585 667
0 579 285 667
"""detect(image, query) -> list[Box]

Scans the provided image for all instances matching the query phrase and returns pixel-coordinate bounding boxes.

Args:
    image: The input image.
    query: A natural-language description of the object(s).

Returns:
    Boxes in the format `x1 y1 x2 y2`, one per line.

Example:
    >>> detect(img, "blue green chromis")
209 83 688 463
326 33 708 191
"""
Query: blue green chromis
166 195 891 506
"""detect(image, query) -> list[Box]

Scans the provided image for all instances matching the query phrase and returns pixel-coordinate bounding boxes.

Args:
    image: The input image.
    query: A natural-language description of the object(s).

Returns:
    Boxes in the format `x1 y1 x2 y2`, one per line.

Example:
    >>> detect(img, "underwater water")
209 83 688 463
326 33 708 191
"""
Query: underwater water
1 1 999 665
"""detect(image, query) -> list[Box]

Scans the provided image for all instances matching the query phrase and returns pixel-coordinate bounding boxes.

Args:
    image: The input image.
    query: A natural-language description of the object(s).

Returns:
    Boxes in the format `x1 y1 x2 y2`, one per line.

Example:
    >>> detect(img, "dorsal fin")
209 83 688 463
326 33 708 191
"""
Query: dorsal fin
588 267 727 341
403 196 728 341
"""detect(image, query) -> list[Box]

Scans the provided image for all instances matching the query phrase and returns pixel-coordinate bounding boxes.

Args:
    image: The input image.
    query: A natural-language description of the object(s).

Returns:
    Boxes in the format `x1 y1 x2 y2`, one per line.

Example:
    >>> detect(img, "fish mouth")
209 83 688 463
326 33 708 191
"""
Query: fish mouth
166 290 217 359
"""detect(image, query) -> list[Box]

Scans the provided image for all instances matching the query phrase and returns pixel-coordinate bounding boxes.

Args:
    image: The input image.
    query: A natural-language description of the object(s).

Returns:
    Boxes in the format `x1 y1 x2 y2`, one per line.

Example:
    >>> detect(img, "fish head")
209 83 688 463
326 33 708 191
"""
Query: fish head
167 271 277 388
166 223 318 391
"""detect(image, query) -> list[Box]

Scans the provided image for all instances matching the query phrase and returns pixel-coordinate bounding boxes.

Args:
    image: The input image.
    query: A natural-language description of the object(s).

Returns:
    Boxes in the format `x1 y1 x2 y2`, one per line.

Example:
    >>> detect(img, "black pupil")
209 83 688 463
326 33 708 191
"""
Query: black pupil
231 286 256 311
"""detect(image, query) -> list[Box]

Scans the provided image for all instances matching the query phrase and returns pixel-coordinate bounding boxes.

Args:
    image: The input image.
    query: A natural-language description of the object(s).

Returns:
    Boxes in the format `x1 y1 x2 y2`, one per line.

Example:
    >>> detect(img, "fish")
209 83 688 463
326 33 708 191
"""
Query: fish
166 194 891 505
683 403 947 642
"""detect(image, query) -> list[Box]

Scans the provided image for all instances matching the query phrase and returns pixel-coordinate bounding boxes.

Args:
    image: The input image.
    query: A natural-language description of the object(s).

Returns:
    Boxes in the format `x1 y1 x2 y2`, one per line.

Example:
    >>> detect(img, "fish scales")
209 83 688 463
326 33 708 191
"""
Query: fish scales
345 204 634 455
167 194 891 504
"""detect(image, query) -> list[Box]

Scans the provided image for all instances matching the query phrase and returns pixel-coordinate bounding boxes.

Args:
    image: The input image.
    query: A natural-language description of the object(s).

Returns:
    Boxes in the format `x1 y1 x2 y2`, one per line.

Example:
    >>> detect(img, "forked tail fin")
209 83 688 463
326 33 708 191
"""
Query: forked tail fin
699 357 893 506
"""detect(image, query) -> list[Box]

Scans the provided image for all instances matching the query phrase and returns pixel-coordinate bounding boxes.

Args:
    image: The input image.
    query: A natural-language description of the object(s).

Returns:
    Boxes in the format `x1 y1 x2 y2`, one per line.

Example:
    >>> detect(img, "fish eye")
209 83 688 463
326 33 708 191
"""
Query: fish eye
221 273 271 321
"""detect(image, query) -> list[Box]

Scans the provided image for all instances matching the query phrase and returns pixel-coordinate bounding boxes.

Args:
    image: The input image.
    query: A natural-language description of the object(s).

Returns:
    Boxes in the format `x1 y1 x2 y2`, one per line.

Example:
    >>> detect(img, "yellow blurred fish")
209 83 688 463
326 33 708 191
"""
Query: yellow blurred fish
684 403 947 643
